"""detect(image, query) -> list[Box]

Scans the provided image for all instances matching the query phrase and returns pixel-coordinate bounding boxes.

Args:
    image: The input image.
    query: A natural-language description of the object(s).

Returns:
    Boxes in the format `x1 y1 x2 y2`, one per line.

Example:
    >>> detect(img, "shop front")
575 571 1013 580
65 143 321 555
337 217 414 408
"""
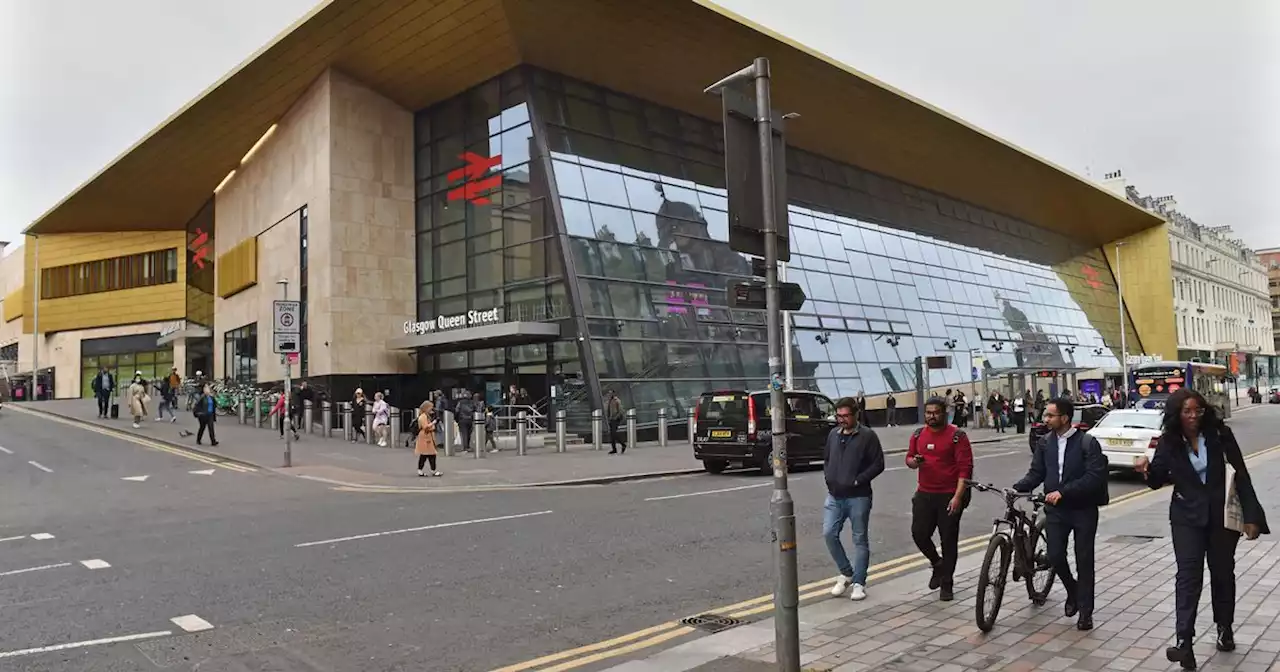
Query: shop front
79 333 173 398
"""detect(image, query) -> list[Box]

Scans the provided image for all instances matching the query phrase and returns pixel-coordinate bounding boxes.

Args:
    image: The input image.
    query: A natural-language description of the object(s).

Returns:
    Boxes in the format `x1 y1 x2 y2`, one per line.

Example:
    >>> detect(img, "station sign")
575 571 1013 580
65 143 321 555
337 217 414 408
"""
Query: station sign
404 307 503 335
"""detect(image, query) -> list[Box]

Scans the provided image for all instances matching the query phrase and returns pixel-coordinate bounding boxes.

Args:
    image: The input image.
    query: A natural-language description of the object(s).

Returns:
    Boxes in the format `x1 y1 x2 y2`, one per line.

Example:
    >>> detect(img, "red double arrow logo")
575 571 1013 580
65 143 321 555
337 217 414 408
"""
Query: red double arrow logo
447 152 503 205
190 228 210 270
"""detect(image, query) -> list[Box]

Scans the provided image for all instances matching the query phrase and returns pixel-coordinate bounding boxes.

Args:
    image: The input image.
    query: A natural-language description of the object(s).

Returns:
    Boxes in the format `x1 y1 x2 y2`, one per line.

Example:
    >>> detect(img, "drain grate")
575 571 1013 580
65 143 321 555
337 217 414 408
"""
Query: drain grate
680 613 744 633
1107 534 1159 544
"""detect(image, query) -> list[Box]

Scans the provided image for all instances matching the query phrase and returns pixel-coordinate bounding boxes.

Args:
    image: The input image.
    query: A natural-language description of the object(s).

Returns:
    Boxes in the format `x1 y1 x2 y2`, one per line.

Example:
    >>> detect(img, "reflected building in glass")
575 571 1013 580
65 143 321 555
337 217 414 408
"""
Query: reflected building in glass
411 68 1146 427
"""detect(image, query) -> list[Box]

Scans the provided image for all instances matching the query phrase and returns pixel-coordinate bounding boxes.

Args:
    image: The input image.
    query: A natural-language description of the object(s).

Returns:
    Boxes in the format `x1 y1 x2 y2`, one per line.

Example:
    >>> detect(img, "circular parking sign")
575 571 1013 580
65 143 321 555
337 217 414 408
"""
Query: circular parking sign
280 313 295 328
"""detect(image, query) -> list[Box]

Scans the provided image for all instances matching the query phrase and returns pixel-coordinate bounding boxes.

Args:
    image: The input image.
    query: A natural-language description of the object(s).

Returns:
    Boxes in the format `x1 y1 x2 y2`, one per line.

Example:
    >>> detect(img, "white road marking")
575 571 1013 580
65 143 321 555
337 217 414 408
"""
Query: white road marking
0 445 12 454
295 510 555 548
27 461 53 473
121 475 150 482
0 562 71 577
0 535 28 543
644 482 771 502
188 469 216 476
30 533 54 540
169 614 214 633
0 630 172 659
80 559 111 570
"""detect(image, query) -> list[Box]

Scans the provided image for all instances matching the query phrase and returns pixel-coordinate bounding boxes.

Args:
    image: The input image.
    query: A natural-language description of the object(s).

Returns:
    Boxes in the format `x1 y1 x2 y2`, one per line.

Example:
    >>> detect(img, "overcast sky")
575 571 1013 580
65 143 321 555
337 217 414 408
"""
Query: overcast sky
2 0 1276 250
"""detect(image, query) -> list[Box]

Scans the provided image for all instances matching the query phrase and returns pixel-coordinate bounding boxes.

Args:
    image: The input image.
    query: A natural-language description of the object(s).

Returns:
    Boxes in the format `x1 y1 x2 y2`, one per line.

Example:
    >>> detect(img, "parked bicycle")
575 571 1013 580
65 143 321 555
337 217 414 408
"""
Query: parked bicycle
966 480 1055 632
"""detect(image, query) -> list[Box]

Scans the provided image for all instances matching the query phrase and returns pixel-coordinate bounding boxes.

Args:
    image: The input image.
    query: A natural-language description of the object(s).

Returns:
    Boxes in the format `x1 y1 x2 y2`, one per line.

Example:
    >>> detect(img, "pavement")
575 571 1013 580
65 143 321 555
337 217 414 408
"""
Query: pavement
3 400 1273 671
591 404 1280 672
13 399 1017 491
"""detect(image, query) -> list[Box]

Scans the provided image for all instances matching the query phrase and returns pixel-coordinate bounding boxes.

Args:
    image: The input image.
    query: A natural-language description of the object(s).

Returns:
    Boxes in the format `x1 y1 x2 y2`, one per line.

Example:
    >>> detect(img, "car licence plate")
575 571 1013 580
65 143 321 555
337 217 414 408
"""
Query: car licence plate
1106 438 1133 447
710 429 733 438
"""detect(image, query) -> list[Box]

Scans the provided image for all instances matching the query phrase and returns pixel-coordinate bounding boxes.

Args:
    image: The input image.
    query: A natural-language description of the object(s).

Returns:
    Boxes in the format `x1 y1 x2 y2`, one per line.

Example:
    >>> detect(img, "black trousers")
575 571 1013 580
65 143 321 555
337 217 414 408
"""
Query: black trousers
609 419 625 451
1014 412 1026 434
1046 508 1098 616
1171 523 1240 638
458 424 473 452
417 454 437 471
911 491 962 588
197 417 216 445
96 392 110 416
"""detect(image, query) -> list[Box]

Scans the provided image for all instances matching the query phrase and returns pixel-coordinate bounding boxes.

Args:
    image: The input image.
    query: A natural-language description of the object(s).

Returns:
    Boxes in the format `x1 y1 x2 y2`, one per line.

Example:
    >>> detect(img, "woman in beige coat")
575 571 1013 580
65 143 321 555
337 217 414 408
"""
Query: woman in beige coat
128 373 148 428
415 400 441 477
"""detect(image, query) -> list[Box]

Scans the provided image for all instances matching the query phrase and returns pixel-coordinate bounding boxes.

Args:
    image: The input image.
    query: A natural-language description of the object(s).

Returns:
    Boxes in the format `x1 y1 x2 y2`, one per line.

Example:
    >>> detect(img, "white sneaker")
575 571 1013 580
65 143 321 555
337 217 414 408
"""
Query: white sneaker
171 417 177 423
830 576 852 597
417 469 425 477
132 422 140 429
850 583 867 601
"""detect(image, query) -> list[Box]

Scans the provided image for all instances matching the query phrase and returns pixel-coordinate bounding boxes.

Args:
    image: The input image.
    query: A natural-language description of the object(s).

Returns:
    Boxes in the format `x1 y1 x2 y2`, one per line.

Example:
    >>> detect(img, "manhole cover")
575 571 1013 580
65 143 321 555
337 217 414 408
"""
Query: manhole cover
1108 535 1159 544
680 613 743 633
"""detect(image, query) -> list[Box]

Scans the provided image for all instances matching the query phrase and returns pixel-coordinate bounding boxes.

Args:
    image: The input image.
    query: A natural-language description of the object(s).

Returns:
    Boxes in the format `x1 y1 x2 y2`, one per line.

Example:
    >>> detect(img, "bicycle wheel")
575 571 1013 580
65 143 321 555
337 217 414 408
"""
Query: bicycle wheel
1024 518 1055 605
974 534 1011 633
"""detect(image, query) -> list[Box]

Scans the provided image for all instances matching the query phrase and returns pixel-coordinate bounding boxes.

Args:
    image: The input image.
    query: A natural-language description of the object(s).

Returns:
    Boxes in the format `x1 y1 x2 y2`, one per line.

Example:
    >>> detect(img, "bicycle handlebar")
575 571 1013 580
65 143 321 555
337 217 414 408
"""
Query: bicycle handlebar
964 480 1047 505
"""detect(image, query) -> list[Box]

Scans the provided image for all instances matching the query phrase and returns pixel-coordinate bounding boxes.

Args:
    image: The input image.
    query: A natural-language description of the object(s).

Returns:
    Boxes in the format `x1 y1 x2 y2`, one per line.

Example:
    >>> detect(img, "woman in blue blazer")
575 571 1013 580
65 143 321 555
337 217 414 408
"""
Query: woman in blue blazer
1135 388 1268 670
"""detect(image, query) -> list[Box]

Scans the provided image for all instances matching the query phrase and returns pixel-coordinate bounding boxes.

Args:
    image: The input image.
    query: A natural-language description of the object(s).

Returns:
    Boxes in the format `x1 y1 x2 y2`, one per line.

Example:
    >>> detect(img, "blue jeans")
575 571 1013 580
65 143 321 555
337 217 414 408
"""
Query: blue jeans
823 494 872 584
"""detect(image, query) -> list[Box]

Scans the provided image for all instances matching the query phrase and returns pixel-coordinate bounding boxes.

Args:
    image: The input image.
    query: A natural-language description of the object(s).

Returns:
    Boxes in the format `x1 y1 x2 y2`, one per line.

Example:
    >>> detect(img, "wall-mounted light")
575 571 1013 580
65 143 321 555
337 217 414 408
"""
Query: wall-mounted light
942 338 957 349
213 170 237 194
992 342 1005 352
814 331 830 345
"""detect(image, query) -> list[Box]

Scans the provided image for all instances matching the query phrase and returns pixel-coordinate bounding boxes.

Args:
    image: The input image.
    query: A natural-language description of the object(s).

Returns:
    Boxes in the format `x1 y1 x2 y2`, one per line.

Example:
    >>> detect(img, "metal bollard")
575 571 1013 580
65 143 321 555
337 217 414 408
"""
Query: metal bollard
516 410 528 456
322 401 333 439
304 400 314 435
254 391 264 428
688 413 696 446
626 408 637 449
555 409 567 453
591 409 603 451
389 407 401 447
442 409 455 457
473 416 484 459
238 395 247 424
365 402 375 445
342 402 353 441
270 405 280 431
657 407 668 447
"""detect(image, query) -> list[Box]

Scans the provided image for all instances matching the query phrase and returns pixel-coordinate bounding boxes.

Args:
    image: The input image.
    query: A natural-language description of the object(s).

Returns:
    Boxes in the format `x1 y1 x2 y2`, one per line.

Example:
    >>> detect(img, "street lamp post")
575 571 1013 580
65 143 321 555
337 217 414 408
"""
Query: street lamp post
1116 242 1129 406
278 278 292 468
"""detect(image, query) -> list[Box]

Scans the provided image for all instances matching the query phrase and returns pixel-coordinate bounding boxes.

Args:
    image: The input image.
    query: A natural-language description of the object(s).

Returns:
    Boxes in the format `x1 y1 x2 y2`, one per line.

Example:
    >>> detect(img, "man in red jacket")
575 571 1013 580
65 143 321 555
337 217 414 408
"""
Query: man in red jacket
906 396 974 601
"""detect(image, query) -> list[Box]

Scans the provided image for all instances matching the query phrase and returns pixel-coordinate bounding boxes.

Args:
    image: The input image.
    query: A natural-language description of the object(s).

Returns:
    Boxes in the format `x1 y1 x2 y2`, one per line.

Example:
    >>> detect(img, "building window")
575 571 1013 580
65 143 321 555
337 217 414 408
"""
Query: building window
224 323 258 384
40 248 179 300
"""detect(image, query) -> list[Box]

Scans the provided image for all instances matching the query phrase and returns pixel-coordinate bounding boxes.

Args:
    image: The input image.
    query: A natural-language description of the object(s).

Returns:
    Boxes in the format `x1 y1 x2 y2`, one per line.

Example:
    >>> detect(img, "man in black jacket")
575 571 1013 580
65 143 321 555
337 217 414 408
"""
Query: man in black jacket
1013 397 1108 631
824 397 885 602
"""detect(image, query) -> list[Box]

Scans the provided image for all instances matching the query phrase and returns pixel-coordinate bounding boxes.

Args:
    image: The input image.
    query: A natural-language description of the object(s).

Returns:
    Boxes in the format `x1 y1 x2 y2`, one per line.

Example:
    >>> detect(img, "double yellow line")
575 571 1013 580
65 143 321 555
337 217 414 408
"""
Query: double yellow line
492 445 1280 672
8 406 257 473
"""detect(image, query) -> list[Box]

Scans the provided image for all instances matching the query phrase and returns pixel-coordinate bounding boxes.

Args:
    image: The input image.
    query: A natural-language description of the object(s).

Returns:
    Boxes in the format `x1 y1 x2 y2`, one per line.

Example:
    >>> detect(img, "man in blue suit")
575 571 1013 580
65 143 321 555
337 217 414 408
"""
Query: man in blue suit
1013 396 1109 631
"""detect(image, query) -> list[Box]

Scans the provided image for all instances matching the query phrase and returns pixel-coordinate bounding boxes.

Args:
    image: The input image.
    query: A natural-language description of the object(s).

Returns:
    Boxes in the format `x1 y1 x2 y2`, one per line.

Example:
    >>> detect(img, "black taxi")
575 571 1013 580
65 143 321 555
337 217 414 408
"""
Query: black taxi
692 389 838 474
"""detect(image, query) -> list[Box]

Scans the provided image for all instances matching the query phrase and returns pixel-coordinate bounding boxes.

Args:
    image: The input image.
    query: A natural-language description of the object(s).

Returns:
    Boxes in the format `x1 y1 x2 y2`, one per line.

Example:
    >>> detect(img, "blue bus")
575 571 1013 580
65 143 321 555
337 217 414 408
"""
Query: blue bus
1130 360 1230 419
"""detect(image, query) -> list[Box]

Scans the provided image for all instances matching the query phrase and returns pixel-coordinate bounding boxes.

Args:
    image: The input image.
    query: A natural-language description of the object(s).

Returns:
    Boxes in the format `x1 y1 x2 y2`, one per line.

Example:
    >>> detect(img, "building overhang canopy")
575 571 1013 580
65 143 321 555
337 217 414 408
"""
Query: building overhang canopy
387 321 561 352
25 0 1163 250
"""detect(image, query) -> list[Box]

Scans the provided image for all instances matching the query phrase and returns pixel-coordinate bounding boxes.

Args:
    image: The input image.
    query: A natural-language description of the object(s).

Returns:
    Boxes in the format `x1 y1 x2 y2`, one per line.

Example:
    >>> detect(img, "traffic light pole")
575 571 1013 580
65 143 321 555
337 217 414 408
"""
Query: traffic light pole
754 57 801 672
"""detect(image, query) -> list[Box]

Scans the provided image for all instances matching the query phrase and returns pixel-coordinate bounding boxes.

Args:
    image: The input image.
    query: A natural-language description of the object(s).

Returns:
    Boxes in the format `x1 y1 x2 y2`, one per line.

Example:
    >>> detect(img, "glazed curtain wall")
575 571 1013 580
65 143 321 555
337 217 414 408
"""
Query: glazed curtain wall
530 69 1139 421
413 69 576 380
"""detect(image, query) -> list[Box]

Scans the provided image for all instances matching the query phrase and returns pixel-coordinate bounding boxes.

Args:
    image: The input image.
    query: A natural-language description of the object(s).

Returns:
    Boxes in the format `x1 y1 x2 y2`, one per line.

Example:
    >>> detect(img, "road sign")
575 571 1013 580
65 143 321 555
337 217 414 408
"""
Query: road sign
722 87 789 262
273 332 299 354
273 300 300 334
727 280 806 312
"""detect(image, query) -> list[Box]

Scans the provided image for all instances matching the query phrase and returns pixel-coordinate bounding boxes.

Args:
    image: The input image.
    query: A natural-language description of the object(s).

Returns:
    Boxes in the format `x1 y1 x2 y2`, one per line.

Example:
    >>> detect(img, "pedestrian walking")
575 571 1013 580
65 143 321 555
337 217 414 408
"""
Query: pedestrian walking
906 397 973 601
454 392 475 452
1014 396 1108 631
1013 393 1027 434
127 372 149 428
415 400 441 477
954 391 969 428
91 366 115 418
372 392 390 446
193 383 218 446
351 389 367 442
270 391 299 441
1134 388 1269 670
825 396 886 602
606 390 626 454
885 394 897 427
155 373 178 423
854 390 867 419
986 392 1006 433
943 389 953 424
1034 390 1047 422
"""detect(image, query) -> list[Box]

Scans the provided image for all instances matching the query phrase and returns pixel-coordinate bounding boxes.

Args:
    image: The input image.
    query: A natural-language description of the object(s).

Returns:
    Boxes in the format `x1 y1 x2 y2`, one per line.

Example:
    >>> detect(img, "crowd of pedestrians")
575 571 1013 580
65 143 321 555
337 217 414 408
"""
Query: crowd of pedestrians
819 387 1269 670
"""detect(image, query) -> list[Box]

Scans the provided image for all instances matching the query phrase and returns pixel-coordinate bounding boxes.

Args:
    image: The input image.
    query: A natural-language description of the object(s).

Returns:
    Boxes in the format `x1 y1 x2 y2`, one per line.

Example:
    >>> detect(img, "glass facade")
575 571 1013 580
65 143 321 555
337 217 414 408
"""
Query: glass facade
413 67 1141 424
